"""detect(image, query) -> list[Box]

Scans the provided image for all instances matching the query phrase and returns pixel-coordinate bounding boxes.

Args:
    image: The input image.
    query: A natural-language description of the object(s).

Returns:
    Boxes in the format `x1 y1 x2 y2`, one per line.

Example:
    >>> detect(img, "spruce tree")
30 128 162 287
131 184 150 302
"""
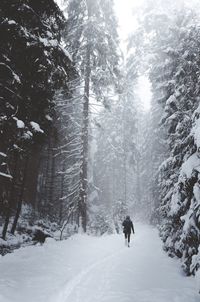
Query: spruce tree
63 0 120 231
0 0 76 239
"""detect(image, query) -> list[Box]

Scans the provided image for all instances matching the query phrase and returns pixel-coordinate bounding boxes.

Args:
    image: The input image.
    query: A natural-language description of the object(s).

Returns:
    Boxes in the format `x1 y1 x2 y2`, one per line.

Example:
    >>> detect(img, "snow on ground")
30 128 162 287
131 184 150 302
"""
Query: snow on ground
0 224 199 302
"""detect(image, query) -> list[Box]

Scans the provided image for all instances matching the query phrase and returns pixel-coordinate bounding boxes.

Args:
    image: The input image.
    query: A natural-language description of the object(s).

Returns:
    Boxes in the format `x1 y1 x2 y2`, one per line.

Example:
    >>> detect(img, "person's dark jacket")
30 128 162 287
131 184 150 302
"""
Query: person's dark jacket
122 218 134 234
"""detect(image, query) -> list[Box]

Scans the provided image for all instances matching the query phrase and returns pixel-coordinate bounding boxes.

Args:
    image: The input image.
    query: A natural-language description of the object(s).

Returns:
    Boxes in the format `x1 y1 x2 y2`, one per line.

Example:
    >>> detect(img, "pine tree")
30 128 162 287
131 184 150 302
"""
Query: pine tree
0 0 77 239
136 3 200 277
62 0 120 231
90 66 138 233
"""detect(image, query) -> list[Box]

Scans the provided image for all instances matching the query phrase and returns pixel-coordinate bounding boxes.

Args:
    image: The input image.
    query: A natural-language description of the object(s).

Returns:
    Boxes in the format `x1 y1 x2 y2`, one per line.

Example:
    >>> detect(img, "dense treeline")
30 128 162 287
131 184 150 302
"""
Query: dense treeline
131 0 200 281
0 0 78 243
0 0 199 287
63 0 120 231
151 14 200 277
89 63 138 233
0 0 120 248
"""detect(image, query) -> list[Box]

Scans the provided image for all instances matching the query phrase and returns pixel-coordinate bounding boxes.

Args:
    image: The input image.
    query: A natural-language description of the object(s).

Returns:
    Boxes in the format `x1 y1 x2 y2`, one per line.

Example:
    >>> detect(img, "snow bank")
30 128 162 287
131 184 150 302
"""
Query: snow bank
191 247 200 293
196 269 200 294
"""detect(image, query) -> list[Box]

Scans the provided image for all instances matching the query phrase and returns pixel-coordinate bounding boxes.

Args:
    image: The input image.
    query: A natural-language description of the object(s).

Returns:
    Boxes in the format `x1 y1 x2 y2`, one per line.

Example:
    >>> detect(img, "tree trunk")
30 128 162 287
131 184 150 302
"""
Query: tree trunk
79 4 91 232
1 153 18 239
59 162 65 224
2 207 10 240
123 105 127 205
49 145 55 208
11 157 28 235
11 198 22 235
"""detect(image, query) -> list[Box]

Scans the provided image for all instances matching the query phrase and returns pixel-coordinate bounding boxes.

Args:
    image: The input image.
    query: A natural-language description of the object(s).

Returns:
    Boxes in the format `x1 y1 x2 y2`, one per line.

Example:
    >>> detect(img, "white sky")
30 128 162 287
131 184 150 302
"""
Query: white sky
114 0 140 41
137 76 152 111
114 0 152 111
114 0 200 111
56 0 152 111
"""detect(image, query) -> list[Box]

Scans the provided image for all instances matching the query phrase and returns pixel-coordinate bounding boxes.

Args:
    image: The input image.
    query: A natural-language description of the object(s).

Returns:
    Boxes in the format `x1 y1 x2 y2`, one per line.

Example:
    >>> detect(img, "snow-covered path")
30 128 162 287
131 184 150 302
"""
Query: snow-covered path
0 224 199 302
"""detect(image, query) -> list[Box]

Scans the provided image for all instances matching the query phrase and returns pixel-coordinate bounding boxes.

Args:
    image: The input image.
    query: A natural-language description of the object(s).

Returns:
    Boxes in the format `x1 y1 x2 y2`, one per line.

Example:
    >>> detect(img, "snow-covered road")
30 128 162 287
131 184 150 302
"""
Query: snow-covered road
0 224 199 302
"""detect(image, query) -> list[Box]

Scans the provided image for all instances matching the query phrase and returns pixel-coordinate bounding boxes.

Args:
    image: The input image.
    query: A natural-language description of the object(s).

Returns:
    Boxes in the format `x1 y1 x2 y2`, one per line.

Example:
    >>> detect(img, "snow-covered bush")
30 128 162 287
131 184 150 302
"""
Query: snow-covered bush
88 207 115 236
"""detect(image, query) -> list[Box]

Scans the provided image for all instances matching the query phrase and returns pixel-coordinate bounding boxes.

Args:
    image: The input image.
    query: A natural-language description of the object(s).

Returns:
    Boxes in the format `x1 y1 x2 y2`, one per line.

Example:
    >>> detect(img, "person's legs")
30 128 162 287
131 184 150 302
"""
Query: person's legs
128 233 131 247
124 232 128 246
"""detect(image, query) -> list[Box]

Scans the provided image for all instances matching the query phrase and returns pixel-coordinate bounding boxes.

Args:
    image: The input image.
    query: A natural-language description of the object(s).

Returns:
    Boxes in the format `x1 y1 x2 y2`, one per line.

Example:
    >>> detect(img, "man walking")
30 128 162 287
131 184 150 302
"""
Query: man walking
122 216 134 247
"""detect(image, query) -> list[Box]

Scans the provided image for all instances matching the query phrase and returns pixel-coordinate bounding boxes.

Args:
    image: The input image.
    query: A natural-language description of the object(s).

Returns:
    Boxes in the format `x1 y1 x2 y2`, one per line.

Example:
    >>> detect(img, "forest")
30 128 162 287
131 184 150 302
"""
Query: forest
0 0 200 297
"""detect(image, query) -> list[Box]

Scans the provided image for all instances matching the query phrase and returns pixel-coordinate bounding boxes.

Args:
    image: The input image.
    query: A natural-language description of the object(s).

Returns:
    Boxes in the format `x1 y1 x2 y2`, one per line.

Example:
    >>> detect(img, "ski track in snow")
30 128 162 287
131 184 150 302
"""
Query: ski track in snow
0 224 199 302
51 250 124 302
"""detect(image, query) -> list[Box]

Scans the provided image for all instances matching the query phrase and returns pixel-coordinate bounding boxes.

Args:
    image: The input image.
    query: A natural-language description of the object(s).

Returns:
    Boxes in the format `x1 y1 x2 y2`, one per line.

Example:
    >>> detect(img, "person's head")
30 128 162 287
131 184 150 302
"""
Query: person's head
126 215 130 220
